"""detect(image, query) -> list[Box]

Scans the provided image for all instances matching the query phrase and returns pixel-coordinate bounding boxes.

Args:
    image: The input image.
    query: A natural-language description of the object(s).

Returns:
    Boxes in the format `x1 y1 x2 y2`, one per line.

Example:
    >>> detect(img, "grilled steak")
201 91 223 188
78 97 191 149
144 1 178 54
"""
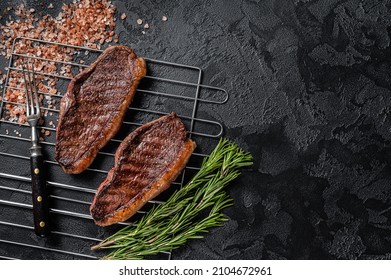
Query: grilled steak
55 45 146 174
90 113 196 226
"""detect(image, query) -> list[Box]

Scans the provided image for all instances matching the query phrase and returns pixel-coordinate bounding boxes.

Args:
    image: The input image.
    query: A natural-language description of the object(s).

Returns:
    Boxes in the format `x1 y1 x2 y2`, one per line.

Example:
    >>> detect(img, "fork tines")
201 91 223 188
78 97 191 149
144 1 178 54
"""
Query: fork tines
21 60 40 117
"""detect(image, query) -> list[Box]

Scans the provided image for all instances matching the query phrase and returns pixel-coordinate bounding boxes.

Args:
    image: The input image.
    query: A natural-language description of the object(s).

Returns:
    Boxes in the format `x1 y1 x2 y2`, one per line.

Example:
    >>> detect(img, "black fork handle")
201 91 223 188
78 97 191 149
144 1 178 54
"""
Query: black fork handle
30 146 50 237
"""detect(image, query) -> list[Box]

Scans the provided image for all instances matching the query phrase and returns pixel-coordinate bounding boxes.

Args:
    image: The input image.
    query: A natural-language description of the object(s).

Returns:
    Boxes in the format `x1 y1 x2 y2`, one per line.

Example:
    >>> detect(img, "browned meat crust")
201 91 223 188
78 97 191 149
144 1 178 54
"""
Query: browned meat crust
55 45 146 174
90 113 196 226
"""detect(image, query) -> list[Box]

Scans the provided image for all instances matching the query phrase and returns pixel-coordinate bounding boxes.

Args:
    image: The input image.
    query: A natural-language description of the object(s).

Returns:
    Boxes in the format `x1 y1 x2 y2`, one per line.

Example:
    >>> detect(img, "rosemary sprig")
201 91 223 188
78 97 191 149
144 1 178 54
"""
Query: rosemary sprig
91 138 253 260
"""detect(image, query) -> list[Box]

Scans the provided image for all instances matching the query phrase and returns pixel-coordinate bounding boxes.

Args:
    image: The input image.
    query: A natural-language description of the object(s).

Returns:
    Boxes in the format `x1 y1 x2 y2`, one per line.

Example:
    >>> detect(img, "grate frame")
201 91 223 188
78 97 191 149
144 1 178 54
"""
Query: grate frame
0 37 227 260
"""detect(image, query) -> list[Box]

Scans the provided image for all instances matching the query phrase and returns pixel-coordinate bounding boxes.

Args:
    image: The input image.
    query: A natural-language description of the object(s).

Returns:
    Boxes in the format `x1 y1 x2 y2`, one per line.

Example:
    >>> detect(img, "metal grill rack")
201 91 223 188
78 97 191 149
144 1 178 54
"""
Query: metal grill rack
0 37 228 260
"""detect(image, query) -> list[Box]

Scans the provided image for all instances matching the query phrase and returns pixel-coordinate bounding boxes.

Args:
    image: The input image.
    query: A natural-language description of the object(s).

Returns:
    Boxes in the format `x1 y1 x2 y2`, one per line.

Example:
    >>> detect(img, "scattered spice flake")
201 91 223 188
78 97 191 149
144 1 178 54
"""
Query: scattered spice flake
49 88 57 94
120 13 127 20
45 130 51 136
137 19 143 25
162 16 168 21
144 23 149 29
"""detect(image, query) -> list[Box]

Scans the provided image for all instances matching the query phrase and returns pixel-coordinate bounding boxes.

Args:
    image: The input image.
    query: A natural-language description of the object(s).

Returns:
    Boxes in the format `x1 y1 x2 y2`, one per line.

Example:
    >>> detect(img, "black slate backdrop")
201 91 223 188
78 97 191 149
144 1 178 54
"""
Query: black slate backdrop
2 0 391 260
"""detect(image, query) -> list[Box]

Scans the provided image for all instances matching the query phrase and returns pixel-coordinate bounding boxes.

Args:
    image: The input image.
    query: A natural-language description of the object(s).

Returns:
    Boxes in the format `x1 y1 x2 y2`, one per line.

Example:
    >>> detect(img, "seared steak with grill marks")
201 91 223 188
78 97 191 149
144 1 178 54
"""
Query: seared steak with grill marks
55 45 146 174
90 113 196 226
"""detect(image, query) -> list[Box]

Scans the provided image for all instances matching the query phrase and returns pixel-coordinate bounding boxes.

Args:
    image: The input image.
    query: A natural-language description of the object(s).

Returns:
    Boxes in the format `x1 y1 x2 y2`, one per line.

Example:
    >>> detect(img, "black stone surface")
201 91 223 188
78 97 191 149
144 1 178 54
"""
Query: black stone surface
2 0 391 260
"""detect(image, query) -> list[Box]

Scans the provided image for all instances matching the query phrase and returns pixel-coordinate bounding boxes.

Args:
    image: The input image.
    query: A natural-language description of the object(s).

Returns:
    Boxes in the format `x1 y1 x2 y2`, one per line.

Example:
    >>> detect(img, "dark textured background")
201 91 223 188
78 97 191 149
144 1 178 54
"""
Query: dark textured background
2 0 391 260
161 0 391 260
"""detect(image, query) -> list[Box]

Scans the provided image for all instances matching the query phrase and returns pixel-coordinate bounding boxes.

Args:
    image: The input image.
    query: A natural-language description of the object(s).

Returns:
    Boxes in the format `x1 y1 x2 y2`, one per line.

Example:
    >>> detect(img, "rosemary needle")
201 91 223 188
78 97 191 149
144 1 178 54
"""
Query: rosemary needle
91 138 253 260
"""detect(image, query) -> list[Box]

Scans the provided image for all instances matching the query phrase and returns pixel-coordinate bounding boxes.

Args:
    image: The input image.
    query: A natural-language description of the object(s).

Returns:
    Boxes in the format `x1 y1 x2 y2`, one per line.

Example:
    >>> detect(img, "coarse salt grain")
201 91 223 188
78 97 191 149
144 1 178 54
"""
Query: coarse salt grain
121 13 127 20
137 19 143 25
144 23 149 29
162 16 168 21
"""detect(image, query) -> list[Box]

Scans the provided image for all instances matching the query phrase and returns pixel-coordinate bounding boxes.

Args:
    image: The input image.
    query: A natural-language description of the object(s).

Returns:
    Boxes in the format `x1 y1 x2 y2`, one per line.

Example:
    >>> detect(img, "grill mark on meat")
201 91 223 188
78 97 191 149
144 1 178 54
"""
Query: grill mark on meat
90 113 196 226
55 45 146 174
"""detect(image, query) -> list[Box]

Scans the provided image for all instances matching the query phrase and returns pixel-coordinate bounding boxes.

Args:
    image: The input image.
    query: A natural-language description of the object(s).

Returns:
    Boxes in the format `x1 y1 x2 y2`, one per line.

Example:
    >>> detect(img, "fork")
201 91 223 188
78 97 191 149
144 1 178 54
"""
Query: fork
21 60 50 237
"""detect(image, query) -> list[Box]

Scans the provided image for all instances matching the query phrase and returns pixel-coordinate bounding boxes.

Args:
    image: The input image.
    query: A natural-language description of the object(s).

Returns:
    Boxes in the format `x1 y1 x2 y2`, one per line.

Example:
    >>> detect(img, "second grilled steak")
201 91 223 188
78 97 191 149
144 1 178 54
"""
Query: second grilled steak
55 45 146 174
90 113 196 226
